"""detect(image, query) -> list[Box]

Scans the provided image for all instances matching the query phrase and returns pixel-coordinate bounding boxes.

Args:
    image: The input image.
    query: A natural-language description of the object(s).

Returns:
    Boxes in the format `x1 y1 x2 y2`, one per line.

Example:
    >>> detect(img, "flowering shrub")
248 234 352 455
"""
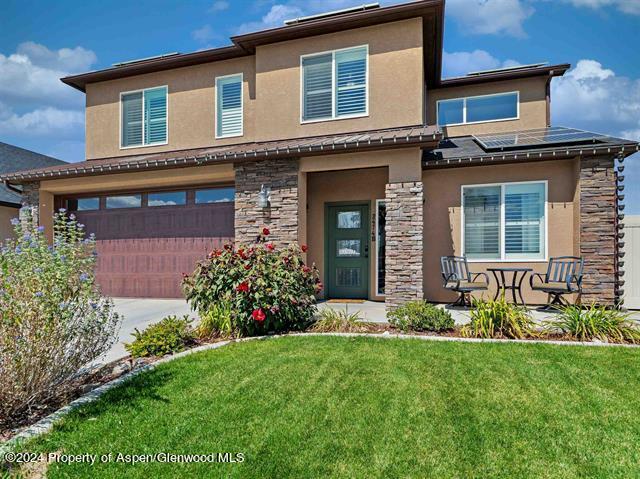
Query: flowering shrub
182 229 321 336
0 210 120 429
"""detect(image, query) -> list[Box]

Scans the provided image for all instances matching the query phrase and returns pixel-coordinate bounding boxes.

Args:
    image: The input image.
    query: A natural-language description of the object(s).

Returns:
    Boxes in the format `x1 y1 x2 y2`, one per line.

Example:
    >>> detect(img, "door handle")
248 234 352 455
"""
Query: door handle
364 244 369 258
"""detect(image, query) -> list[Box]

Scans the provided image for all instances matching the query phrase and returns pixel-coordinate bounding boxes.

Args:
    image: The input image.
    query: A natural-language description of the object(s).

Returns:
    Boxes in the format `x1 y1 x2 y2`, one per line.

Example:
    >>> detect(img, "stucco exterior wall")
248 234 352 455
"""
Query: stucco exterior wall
423 158 579 304
254 18 424 141
84 18 424 160
427 76 549 137
85 57 256 160
0 205 18 240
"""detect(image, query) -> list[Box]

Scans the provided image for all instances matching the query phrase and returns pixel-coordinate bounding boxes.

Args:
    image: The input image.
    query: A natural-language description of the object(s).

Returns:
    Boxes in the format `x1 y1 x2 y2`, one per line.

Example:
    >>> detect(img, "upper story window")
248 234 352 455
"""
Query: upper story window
462 181 547 262
121 86 168 148
216 74 243 138
437 91 518 126
301 45 368 123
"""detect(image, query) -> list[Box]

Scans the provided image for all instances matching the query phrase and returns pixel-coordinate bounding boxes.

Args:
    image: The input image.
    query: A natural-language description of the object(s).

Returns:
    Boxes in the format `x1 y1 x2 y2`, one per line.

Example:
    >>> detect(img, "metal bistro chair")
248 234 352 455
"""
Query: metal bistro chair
530 256 584 309
440 256 489 307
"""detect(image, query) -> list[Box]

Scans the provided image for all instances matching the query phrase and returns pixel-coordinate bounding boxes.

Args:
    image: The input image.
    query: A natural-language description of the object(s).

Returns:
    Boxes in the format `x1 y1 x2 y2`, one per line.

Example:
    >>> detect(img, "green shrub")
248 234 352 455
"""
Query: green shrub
0 210 120 429
125 315 195 358
545 303 640 343
388 301 454 333
182 228 321 337
462 297 535 339
310 308 369 333
197 301 233 339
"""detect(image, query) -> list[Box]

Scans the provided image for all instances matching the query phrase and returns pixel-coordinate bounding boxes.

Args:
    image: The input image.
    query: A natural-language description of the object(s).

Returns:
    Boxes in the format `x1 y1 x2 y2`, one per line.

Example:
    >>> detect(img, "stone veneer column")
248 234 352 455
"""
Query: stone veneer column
19 181 41 228
234 158 300 245
385 181 424 309
579 156 618 305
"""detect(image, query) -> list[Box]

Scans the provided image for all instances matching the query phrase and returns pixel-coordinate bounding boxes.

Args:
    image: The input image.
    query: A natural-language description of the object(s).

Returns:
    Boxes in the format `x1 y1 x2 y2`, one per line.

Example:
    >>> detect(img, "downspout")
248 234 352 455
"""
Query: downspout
4 180 23 196
545 74 552 127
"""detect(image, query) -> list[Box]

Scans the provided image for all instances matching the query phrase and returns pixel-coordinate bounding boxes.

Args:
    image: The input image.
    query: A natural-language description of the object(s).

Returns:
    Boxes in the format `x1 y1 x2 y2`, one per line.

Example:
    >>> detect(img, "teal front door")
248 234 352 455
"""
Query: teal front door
326 203 369 299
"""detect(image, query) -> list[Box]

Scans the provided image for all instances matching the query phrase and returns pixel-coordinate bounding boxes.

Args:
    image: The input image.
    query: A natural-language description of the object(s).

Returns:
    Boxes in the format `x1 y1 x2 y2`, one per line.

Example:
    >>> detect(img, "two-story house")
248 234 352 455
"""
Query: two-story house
3 0 637 308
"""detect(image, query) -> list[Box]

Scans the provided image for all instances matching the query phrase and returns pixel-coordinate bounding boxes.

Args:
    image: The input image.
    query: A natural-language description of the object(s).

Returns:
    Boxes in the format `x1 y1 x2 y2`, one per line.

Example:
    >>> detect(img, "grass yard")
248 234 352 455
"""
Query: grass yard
21 336 640 478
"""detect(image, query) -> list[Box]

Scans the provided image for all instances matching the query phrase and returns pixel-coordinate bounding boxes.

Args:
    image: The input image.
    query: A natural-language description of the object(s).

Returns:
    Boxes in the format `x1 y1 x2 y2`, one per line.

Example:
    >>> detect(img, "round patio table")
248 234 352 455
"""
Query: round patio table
486 267 533 306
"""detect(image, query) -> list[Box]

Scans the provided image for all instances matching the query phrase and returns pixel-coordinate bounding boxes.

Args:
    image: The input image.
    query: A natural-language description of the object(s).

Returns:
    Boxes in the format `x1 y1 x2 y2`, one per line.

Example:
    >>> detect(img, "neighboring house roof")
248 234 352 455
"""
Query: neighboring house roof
1 125 441 182
423 127 639 169
437 63 570 88
61 0 445 92
0 142 65 206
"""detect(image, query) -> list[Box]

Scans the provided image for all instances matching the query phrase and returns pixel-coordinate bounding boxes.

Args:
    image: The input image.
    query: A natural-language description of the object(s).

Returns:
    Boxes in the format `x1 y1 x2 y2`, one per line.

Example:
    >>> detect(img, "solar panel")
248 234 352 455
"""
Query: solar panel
473 127 606 152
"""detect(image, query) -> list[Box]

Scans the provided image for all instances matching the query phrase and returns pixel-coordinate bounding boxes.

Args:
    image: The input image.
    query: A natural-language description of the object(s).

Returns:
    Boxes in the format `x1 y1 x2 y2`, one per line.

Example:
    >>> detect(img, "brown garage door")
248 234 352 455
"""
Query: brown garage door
62 187 234 298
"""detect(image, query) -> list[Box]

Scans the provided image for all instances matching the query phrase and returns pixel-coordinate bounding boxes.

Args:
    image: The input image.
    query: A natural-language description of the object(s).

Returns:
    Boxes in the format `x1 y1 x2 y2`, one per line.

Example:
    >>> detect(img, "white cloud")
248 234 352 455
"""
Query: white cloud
16 42 96 72
235 0 366 33
561 0 640 15
209 0 230 12
552 59 640 139
0 106 84 137
443 50 520 78
446 0 535 37
192 24 220 43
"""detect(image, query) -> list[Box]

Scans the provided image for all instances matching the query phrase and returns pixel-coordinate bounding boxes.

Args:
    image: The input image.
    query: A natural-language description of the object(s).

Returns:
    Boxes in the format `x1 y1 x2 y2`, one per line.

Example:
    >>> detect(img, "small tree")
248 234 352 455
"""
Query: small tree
0 210 121 429
182 228 321 337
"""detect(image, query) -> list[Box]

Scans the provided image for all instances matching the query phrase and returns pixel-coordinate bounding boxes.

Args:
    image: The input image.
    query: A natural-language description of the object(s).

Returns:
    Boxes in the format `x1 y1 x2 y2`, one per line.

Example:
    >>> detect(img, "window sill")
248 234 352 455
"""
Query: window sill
439 117 519 128
215 133 243 140
466 259 549 264
120 141 168 151
300 112 369 125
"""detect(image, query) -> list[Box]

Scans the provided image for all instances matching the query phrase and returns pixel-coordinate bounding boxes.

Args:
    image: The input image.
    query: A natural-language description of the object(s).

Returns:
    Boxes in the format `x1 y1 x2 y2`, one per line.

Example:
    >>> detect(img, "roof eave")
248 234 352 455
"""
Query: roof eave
436 63 571 88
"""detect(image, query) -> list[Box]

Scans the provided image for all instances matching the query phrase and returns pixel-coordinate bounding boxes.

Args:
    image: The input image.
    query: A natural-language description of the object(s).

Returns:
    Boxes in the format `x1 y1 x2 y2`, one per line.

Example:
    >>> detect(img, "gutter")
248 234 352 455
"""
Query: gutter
4 180 22 195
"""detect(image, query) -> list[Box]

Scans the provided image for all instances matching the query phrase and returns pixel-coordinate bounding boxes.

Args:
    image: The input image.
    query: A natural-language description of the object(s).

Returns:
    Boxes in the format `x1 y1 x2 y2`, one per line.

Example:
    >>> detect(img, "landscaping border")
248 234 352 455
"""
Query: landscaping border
2 331 639 458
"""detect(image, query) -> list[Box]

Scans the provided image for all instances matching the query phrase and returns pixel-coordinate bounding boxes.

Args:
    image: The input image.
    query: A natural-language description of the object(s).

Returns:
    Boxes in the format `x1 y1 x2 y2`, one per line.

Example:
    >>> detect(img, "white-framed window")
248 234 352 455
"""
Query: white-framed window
301 45 368 123
121 86 168 148
437 91 519 126
215 73 243 138
462 181 547 262
375 199 386 296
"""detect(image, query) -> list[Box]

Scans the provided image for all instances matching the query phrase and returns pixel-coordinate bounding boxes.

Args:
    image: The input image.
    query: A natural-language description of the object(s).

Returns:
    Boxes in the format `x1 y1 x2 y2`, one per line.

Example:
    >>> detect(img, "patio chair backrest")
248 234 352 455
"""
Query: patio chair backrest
441 256 471 283
545 256 584 284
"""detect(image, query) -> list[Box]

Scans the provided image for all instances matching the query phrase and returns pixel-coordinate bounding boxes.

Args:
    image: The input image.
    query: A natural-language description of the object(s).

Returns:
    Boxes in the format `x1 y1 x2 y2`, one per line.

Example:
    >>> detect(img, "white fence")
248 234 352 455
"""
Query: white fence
624 216 640 310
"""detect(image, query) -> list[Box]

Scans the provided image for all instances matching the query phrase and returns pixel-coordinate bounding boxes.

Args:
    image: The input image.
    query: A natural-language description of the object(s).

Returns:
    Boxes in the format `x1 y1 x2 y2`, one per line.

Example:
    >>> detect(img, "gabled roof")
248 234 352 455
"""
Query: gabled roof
423 128 639 169
61 0 445 92
0 142 65 206
2 125 441 183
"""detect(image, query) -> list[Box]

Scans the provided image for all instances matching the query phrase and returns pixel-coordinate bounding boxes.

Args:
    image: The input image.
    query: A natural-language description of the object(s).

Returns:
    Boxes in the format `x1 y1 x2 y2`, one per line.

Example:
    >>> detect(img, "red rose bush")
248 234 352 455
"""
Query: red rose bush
182 229 320 337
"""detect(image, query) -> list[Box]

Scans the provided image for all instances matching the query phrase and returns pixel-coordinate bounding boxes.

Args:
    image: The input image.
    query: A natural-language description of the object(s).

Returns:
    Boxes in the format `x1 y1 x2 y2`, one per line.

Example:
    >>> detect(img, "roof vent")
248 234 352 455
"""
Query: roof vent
466 62 548 76
284 3 379 25
112 52 180 68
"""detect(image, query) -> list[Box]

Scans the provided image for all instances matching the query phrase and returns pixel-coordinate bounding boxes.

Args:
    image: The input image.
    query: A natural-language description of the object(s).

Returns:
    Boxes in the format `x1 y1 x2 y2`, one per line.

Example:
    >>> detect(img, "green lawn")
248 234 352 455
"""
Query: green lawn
24 336 640 478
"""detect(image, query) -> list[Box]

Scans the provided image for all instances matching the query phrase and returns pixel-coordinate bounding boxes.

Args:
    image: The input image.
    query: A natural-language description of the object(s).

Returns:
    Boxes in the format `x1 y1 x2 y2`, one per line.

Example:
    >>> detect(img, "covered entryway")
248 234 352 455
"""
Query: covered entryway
60 186 234 298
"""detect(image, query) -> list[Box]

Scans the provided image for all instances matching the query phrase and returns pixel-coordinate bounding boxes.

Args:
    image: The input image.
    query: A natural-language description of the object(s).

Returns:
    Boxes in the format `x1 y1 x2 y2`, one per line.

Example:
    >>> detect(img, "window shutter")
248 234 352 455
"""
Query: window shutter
463 186 501 260
217 75 242 137
504 183 545 259
335 47 367 117
144 87 167 144
121 92 143 147
302 53 333 121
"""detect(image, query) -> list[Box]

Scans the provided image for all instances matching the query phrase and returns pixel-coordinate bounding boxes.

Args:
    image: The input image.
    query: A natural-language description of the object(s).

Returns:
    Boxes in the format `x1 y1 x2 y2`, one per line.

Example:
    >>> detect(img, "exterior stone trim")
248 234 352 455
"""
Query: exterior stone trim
384 181 423 309
19 181 41 229
579 156 617 305
234 159 300 245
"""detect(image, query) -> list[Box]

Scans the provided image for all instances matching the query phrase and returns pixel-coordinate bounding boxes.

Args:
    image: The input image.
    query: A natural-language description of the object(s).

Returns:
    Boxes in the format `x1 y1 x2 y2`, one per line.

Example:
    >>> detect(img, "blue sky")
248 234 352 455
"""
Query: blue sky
1 0 639 208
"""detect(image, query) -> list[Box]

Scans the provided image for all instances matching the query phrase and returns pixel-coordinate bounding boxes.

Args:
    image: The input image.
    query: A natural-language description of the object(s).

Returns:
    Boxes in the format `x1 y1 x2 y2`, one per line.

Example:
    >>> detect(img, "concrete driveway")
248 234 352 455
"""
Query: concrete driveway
102 298 195 364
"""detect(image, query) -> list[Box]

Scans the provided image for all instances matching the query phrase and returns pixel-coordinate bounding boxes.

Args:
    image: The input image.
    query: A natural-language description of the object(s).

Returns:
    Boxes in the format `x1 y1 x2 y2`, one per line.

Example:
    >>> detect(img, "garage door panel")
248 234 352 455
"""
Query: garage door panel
93 237 231 298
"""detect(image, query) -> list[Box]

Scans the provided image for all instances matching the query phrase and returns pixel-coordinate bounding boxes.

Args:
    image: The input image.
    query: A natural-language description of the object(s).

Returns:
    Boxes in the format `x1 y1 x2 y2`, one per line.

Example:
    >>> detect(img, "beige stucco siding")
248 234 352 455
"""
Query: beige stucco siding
85 57 256 160
423 158 579 304
254 18 424 141
0 205 18 240
427 76 549 137
85 18 424 161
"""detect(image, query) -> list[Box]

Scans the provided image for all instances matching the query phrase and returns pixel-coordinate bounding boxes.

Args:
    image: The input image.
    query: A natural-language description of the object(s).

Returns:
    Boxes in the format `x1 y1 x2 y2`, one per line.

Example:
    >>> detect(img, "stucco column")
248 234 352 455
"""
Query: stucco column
579 155 618 305
384 181 424 309
234 158 300 245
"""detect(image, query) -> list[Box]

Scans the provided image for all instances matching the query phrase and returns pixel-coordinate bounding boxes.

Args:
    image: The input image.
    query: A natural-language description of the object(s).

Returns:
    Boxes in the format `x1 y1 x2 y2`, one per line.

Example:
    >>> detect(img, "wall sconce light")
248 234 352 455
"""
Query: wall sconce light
257 184 271 209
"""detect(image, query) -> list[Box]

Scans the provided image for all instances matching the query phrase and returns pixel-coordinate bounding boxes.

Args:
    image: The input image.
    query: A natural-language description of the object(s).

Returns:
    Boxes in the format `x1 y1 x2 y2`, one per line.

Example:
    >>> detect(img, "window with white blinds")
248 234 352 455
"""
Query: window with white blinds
121 86 167 148
301 46 368 122
462 182 546 261
216 74 243 138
